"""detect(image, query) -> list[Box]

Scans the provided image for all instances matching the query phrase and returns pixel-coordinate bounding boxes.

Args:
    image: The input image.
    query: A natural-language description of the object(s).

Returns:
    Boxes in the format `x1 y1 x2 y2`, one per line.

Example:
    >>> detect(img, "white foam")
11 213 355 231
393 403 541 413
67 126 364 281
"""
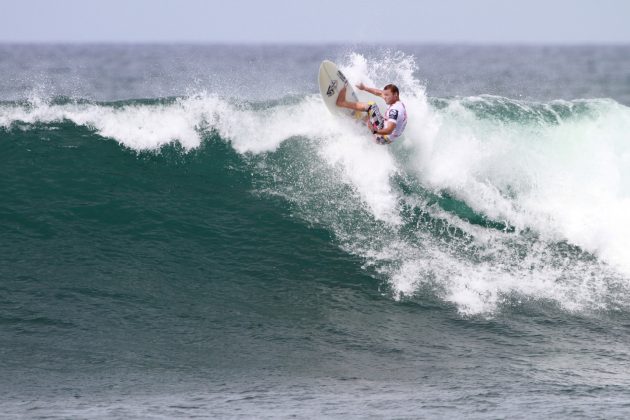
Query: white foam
331 53 630 314
319 131 401 224
416 96 630 273
0 93 362 154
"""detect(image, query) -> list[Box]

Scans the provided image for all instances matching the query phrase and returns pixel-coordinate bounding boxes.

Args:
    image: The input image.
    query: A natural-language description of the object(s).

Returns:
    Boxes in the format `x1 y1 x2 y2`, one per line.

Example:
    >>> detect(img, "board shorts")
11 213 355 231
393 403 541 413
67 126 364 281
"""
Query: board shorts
367 102 393 145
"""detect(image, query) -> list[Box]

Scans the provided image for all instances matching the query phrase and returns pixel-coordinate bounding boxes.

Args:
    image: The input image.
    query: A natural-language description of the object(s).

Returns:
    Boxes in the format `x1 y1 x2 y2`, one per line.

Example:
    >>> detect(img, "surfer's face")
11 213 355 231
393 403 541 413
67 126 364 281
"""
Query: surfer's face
383 89 398 105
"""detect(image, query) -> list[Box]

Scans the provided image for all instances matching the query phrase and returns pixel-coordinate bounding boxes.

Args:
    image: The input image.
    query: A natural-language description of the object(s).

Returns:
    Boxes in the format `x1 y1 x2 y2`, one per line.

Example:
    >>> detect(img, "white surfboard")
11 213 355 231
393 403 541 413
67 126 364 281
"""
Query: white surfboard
318 60 363 119
318 60 387 120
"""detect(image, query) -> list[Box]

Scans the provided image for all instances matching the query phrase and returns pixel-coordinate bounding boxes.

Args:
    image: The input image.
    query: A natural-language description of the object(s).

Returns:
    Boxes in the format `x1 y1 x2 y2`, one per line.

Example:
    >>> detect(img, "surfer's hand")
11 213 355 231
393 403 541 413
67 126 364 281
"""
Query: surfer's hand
356 82 365 91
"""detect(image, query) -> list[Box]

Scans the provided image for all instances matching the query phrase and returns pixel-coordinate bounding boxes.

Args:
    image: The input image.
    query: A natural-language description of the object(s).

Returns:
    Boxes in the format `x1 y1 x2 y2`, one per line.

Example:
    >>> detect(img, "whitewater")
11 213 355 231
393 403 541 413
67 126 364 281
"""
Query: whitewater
3 51 630 316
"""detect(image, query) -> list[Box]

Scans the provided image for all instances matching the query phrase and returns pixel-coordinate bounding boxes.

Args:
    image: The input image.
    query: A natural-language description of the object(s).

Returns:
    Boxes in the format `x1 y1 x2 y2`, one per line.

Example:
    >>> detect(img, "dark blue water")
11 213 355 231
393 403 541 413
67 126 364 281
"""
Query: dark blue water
2 44 630 418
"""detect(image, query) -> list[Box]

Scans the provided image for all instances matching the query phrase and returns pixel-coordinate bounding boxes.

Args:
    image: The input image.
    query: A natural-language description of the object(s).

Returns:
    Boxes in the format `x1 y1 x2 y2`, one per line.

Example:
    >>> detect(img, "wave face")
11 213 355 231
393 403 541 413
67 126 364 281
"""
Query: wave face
3 53 630 316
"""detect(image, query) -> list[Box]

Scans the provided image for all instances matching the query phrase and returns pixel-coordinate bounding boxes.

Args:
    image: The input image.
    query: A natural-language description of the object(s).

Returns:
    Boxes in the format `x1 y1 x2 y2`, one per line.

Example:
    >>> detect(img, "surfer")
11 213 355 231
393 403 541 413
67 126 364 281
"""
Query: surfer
336 83 407 144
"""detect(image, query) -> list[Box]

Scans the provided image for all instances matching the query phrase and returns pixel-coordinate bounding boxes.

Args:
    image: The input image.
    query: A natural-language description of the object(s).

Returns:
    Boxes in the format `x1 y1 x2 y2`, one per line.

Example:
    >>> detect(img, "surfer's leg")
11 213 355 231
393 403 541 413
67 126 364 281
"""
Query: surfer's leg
336 86 369 112
367 103 390 144
366 102 385 130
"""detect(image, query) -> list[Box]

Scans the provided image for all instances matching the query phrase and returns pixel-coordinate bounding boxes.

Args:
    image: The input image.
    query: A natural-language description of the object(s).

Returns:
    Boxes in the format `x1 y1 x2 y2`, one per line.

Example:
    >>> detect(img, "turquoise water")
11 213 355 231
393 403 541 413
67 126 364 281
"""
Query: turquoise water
2 45 630 418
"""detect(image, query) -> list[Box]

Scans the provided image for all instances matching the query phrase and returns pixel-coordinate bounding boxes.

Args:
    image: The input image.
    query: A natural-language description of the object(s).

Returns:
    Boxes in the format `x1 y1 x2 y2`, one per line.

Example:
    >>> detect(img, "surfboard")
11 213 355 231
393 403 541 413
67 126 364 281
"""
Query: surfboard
318 60 363 119
318 60 387 120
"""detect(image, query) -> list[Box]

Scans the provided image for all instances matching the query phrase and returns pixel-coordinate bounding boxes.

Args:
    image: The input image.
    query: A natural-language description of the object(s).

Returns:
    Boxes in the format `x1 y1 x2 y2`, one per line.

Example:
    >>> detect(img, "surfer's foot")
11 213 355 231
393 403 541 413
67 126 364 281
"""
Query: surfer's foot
336 85 346 107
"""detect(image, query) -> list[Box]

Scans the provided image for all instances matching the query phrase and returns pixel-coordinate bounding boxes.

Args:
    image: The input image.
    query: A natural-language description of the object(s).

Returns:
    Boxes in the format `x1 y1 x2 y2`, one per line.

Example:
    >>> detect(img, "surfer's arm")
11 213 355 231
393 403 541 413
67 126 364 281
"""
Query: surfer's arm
356 83 384 98
373 121 395 136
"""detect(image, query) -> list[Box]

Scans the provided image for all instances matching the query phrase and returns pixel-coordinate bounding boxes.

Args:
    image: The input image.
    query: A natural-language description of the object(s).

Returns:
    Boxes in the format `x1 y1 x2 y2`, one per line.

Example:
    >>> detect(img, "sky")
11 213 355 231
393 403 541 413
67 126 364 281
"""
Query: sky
2 0 630 44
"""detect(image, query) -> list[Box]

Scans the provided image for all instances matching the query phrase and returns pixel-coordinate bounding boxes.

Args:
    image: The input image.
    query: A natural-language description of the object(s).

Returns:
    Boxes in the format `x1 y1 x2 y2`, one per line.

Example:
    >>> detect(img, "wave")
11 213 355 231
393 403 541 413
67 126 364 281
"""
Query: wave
2 52 630 315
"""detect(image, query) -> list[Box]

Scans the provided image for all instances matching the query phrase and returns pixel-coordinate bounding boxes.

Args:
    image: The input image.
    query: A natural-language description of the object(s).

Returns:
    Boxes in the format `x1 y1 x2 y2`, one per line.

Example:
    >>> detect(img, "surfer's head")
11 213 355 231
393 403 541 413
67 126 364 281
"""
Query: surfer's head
383 84 400 105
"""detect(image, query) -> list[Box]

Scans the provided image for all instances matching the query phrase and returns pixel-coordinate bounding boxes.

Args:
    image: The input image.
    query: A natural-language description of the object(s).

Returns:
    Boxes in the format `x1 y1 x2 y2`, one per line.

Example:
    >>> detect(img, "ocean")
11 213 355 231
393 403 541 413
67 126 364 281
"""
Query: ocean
2 44 630 418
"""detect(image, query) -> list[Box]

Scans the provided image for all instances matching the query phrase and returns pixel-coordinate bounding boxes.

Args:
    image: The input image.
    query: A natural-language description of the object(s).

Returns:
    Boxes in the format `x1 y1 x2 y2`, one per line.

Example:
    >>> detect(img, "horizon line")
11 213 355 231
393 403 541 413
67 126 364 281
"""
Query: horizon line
2 40 630 47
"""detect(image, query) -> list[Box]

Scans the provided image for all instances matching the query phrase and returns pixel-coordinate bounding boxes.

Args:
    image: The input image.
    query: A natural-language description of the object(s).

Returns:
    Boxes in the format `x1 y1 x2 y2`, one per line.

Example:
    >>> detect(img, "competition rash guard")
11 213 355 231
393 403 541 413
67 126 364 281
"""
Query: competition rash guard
385 101 407 140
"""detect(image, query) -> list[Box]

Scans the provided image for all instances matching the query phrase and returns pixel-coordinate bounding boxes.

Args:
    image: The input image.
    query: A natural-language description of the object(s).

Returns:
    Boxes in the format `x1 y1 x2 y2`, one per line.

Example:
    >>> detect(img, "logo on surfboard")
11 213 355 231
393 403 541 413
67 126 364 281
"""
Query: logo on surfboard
336 70 348 83
326 80 338 97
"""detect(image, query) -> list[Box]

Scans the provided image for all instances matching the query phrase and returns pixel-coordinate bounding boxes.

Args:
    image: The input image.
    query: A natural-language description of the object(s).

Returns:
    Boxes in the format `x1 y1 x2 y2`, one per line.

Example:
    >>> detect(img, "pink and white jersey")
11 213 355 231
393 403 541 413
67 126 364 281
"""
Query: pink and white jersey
385 101 407 139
